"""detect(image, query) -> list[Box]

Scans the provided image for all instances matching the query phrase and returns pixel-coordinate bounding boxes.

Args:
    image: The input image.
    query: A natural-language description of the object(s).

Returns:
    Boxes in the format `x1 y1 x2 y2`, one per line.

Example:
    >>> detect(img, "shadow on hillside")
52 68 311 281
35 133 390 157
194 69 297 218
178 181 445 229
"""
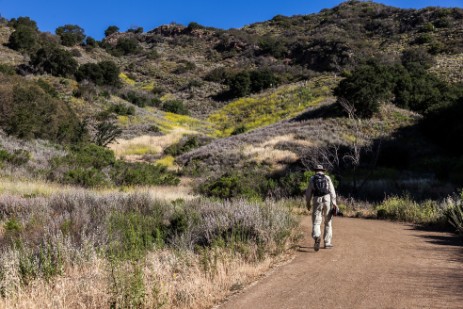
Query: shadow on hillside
290 103 343 122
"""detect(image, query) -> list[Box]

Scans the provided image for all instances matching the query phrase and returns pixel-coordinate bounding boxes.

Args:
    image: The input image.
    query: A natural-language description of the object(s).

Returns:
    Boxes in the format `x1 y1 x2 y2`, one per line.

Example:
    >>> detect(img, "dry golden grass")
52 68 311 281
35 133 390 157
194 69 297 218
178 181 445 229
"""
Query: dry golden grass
0 178 196 201
0 248 292 309
0 178 78 197
109 129 192 160
242 134 312 167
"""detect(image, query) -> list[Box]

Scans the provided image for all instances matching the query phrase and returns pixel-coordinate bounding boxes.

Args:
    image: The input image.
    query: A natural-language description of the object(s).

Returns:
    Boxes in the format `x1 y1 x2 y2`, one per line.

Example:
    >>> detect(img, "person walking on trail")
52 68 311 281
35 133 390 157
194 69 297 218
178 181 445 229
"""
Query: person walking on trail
306 164 338 252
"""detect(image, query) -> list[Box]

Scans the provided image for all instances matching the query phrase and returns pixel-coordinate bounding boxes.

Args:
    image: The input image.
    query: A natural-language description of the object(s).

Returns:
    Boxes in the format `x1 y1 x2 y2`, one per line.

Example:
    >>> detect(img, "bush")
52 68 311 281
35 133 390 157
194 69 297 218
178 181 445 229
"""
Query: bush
84 36 98 48
111 38 140 56
0 148 30 166
257 36 288 59
121 91 154 107
204 67 230 83
164 135 200 156
0 64 16 75
8 26 38 51
375 196 443 224
30 47 78 77
105 104 135 116
8 16 38 30
93 121 123 147
36 79 58 97
223 69 279 99
197 169 277 200
446 195 463 234
161 100 189 115
128 26 143 34
111 161 180 186
173 61 196 74
98 61 121 87
104 25 119 37
55 24 85 46
64 143 116 169
0 81 82 143
63 167 108 187
334 62 396 118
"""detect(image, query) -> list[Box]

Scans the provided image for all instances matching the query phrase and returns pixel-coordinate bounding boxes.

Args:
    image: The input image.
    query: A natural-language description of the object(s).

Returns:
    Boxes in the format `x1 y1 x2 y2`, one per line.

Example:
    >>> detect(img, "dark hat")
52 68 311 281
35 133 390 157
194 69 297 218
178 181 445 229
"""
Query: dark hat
314 164 326 171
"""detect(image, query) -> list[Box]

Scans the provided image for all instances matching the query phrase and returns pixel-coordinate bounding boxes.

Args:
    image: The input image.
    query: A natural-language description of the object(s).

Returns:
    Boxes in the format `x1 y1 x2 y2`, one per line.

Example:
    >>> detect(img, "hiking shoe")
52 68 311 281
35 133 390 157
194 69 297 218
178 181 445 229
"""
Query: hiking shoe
324 244 334 249
314 237 321 252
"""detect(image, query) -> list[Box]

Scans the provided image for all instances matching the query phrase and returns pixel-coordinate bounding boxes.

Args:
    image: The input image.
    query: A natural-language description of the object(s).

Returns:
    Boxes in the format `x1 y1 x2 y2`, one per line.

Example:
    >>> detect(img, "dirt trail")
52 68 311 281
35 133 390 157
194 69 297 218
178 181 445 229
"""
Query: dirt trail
218 217 463 309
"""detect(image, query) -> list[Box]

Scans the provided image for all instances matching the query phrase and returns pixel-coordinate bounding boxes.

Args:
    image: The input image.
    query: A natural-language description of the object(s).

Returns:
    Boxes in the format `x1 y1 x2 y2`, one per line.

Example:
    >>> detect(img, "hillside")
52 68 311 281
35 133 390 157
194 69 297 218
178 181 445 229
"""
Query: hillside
0 0 462 197
1 2 463 308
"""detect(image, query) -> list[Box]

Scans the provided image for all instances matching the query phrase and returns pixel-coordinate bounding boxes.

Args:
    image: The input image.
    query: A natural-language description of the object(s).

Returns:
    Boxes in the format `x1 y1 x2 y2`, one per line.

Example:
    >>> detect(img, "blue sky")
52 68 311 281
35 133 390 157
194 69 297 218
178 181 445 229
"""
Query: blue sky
1 0 462 39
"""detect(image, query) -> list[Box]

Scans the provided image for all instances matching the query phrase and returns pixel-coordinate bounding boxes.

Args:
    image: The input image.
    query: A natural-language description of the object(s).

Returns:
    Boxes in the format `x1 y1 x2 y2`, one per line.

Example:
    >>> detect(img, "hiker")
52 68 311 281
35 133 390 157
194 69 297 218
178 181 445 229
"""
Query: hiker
305 164 338 251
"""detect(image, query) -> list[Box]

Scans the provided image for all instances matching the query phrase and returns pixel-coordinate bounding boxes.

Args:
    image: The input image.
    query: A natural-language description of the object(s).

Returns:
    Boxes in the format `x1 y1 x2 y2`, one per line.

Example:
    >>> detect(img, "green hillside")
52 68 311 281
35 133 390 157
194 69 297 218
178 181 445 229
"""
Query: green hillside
0 1 462 196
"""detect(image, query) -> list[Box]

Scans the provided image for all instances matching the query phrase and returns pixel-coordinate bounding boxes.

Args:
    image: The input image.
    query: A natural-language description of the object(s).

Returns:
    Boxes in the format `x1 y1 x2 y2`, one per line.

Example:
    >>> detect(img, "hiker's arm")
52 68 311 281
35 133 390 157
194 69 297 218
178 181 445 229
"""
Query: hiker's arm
327 176 337 206
305 179 313 211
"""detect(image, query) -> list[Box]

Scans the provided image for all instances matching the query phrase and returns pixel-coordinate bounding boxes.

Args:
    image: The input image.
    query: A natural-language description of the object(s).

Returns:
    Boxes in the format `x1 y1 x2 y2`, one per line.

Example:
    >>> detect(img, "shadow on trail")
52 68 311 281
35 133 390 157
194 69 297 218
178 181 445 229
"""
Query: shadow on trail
420 234 463 248
290 245 316 253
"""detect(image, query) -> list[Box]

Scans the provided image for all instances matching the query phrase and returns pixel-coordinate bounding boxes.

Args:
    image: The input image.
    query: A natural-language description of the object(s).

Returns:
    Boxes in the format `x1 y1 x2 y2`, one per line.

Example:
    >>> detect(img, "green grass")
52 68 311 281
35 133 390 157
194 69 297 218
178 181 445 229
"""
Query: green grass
375 196 445 225
208 77 335 137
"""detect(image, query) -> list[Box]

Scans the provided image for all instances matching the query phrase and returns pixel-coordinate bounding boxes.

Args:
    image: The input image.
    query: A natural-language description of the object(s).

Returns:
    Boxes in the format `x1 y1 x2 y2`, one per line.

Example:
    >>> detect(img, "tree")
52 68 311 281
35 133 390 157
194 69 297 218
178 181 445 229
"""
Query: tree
112 37 140 56
227 71 251 98
104 25 119 37
93 121 122 147
75 61 120 86
128 26 143 34
75 63 104 85
0 81 81 143
84 36 98 48
98 61 121 87
8 26 38 51
334 62 395 118
8 16 38 30
55 24 85 46
30 47 78 77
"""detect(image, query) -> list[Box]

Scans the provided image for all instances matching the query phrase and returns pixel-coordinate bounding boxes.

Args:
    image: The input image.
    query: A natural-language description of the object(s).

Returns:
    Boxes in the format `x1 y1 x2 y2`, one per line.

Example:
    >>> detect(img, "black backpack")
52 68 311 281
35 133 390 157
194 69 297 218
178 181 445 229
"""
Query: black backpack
312 174 330 197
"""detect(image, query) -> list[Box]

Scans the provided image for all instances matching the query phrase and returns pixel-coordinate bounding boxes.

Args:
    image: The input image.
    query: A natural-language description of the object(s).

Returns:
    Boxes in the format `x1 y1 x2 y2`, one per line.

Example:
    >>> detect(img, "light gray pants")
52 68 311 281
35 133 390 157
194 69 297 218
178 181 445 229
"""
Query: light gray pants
312 195 333 245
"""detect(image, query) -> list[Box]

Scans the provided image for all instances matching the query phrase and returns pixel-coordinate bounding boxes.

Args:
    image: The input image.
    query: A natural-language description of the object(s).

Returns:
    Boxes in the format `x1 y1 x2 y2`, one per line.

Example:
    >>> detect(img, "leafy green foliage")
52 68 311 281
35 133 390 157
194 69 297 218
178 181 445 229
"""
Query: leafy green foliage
93 121 122 147
30 46 78 77
55 24 85 46
8 25 38 51
257 35 288 58
0 81 82 143
104 104 136 117
164 135 201 156
0 148 30 166
0 64 16 75
376 197 442 224
111 37 140 56
223 69 279 99
75 61 121 86
334 62 396 117
84 36 97 48
111 161 180 186
127 26 143 34
8 16 38 30
51 143 115 187
198 172 263 200
161 100 189 115
104 25 119 37
445 197 463 234
121 90 156 107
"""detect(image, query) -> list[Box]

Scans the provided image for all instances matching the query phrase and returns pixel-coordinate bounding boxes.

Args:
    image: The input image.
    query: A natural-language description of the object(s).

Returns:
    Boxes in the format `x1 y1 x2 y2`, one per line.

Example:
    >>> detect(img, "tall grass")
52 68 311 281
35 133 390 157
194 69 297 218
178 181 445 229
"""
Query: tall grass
0 191 297 308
